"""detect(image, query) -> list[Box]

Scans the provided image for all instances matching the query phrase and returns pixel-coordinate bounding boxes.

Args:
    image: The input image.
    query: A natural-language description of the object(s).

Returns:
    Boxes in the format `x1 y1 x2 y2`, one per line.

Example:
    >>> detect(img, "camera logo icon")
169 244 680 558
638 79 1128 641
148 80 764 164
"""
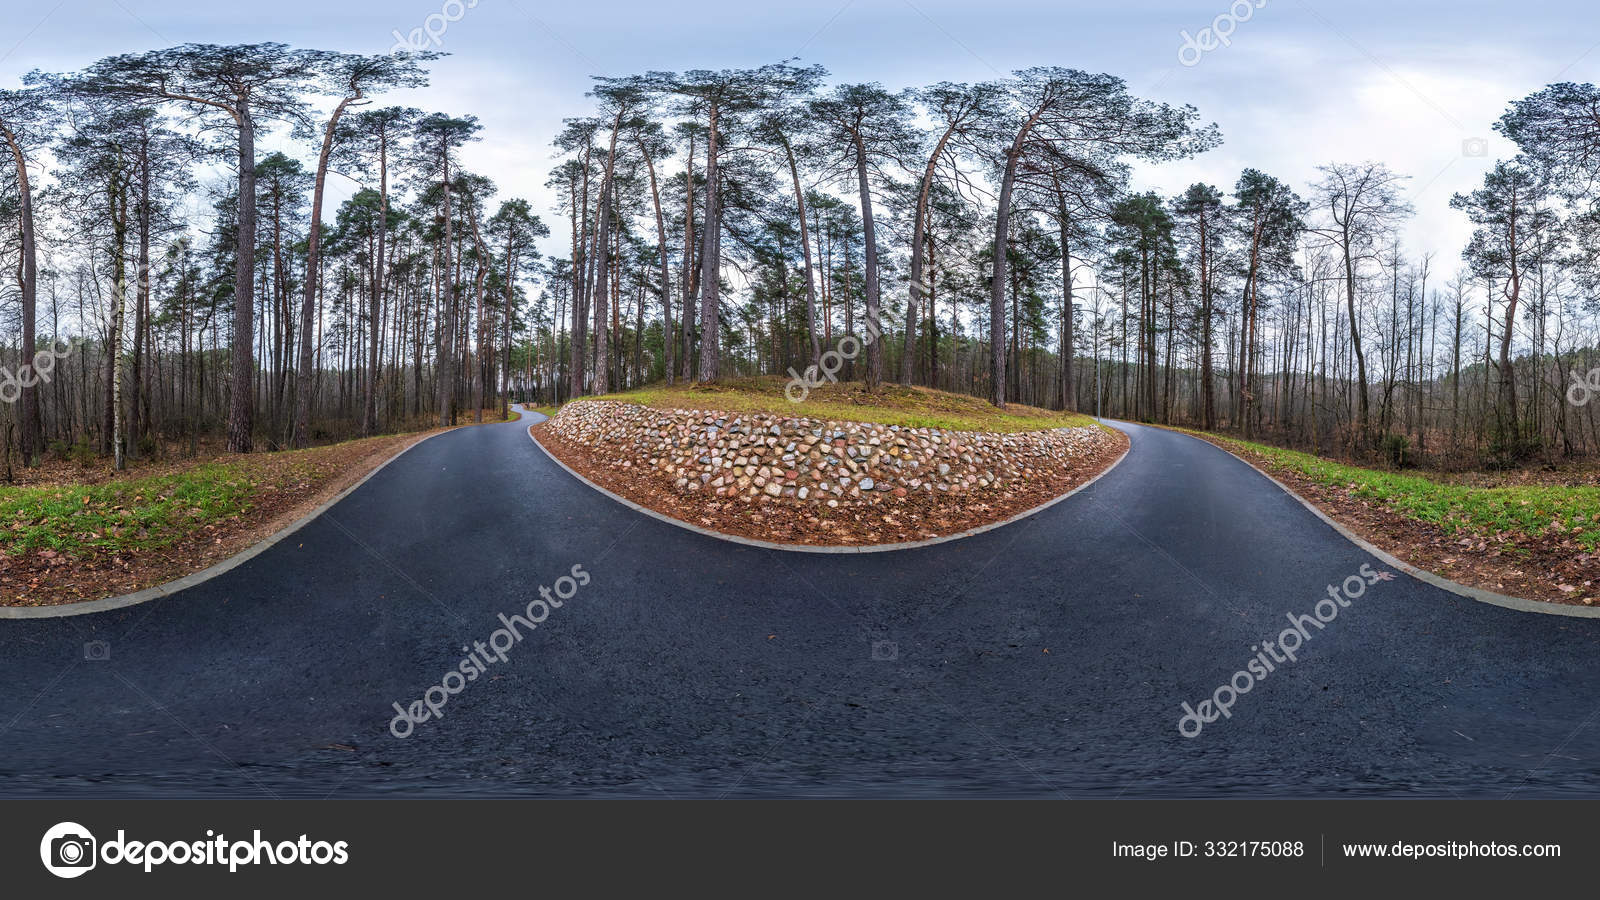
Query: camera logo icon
40 822 96 878
1462 137 1489 158
870 640 898 661
83 641 110 661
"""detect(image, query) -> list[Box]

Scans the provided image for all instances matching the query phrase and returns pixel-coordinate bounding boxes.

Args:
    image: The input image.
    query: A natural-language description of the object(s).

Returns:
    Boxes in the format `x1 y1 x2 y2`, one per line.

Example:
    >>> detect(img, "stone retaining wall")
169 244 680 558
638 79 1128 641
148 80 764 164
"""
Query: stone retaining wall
542 400 1112 509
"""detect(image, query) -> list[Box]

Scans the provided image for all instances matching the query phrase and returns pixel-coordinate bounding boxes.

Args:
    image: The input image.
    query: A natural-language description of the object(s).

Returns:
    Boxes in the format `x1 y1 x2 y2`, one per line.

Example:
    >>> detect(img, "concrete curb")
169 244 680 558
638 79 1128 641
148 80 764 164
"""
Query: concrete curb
1137 422 1600 620
527 412 1131 554
0 416 507 620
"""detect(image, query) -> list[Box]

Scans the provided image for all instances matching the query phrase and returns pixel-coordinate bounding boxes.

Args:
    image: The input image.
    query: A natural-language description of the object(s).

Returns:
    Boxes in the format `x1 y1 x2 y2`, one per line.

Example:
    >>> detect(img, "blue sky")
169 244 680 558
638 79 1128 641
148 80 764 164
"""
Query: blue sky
4 0 1597 268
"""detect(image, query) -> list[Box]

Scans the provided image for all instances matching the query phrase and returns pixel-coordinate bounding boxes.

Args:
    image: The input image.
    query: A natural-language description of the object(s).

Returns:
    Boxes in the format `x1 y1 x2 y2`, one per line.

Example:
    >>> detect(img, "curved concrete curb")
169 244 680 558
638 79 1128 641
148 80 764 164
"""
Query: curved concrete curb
527 413 1131 554
0 414 519 621
1138 423 1600 620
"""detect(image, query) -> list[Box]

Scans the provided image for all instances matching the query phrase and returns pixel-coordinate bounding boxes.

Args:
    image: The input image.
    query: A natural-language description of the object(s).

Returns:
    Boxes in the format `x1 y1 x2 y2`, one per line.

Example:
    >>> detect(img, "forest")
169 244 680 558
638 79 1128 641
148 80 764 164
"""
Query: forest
2 46 1599 473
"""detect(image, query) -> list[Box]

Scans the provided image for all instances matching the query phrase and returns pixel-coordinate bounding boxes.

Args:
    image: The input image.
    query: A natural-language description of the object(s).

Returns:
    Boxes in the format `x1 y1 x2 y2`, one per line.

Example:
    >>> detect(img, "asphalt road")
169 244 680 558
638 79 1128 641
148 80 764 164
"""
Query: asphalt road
1 409 1596 797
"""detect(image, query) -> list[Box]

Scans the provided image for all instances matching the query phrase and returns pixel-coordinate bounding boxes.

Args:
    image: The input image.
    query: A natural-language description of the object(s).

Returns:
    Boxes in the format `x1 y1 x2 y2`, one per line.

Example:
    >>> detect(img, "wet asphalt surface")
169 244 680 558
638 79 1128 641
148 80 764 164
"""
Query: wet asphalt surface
1 409 1596 797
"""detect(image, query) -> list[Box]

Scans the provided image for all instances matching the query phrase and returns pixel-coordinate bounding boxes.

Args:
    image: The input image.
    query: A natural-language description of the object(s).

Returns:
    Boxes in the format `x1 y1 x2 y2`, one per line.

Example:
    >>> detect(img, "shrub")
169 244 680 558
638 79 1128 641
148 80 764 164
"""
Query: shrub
1380 432 1410 468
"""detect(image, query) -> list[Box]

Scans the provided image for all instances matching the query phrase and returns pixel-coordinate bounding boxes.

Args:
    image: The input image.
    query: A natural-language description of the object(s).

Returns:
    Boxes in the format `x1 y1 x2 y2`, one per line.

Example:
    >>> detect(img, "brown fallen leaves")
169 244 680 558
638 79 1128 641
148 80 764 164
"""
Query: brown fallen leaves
1192 435 1598 607
1 430 445 608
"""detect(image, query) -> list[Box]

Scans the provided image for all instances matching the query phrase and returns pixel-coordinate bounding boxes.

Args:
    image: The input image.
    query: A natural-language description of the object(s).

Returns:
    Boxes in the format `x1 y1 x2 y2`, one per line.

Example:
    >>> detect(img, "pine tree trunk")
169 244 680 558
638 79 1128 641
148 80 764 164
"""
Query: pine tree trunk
2 123 40 464
227 110 257 453
697 106 721 383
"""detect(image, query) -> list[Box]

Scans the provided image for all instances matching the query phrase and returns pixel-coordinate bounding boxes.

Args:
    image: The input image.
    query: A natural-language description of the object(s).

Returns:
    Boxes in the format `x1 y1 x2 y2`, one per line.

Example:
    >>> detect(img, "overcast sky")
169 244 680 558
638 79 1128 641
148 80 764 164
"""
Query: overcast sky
4 0 1596 271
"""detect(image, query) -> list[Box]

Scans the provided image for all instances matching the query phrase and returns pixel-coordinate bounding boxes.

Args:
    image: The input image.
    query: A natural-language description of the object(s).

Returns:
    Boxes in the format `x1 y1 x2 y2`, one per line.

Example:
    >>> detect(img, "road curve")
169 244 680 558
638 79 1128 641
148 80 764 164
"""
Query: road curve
1 411 1596 797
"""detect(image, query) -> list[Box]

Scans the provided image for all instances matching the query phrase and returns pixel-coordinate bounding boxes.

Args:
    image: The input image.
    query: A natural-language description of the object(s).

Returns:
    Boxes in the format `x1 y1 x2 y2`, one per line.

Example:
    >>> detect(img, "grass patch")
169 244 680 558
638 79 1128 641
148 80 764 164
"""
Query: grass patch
587 377 1099 433
1190 429 1600 551
2 463 256 557
0 429 434 561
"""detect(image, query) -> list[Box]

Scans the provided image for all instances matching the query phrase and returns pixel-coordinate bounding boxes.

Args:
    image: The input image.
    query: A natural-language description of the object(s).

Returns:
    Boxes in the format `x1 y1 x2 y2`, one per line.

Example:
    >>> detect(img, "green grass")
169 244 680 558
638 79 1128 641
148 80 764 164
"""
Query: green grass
585 377 1100 433
1 463 256 557
1193 430 1600 551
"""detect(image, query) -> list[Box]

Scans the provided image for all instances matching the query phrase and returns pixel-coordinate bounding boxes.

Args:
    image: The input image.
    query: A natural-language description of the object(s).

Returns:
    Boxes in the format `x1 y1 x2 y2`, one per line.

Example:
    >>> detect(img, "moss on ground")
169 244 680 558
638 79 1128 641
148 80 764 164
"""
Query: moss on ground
1181 428 1600 551
587 377 1099 434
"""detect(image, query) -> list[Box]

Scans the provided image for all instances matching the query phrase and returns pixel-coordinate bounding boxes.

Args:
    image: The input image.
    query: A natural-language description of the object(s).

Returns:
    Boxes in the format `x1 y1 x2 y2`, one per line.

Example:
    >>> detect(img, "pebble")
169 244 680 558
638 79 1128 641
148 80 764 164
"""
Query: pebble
545 401 1110 512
